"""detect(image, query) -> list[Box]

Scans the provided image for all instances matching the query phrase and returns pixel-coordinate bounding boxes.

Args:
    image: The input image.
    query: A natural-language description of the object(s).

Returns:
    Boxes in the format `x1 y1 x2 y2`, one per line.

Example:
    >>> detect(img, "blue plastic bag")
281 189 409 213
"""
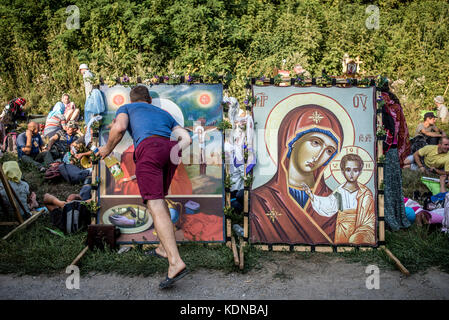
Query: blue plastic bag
84 89 105 124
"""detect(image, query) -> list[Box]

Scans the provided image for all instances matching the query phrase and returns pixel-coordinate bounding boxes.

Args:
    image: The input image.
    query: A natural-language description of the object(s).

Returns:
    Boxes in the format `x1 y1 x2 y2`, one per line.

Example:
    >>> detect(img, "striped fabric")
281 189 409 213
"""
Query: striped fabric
44 113 67 137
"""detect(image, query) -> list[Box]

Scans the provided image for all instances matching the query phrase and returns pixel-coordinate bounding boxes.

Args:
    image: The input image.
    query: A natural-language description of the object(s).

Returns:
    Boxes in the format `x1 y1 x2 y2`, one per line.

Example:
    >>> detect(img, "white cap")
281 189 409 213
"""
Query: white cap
434 96 445 104
79 64 89 70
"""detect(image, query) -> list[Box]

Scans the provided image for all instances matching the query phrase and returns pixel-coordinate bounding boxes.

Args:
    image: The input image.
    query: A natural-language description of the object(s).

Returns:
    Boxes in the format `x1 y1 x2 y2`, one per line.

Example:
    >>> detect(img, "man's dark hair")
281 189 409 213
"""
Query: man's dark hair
424 112 436 121
340 153 364 171
130 85 152 103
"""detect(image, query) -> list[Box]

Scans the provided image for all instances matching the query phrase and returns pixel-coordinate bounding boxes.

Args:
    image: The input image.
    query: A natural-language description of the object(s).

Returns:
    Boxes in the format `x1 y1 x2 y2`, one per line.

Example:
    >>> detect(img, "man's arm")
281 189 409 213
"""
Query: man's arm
421 128 443 137
431 167 448 176
46 134 59 151
21 130 33 155
413 150 427 173
97 113 128 159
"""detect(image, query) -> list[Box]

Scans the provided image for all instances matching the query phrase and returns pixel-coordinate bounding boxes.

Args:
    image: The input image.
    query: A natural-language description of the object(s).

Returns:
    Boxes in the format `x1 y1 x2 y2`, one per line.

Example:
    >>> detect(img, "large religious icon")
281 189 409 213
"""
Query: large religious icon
250 86 377 246
96 83 225 244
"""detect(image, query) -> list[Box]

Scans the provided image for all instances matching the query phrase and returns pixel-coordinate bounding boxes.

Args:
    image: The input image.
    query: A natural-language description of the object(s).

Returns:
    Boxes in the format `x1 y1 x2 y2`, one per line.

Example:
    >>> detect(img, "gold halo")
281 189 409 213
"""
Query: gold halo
264 92 355 169
328 146 374 185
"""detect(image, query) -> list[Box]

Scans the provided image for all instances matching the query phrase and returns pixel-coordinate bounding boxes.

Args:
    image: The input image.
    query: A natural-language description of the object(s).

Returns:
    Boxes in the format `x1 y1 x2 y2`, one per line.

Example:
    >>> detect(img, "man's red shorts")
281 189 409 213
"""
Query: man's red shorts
134 136 180 202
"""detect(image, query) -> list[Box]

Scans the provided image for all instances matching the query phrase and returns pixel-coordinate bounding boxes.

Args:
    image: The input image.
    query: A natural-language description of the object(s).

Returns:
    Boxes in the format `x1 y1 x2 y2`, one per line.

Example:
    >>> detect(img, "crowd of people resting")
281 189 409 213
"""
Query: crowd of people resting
404 96 449 193
0 95 93 219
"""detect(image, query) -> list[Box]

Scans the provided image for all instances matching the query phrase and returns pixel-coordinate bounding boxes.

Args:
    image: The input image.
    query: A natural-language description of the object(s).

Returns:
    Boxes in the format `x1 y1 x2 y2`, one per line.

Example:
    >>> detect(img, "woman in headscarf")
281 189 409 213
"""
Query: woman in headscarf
44 102 67 138
250 105 344 245
61 93 80 122
378 79 411 231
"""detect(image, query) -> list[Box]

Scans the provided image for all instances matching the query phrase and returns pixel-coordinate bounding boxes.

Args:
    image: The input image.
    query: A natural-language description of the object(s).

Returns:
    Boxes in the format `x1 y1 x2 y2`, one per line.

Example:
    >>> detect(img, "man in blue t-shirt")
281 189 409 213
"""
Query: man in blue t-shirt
98 85 192 289
16 121 54 169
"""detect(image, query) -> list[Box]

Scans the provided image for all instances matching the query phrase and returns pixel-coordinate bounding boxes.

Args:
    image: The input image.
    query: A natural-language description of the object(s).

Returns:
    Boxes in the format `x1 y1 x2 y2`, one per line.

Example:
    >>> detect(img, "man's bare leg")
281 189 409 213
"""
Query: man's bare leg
43 193 66 212
147 199 186 278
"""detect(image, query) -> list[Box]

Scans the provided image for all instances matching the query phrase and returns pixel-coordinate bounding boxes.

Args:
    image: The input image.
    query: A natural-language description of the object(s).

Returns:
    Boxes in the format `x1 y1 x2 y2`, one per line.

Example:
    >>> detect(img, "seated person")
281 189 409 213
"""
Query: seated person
0 97 27 137
16 121 56 170
43 103 67 138
404 136 449 193
70 132 94 168
434 96 448 124
45 120 80 160
0 161 33 218
415 112 445 145
61 93 80 122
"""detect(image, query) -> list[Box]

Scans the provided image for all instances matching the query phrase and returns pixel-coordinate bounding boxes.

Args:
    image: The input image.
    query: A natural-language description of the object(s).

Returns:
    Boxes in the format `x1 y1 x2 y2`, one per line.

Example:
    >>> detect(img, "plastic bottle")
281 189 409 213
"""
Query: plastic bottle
90 145 124 181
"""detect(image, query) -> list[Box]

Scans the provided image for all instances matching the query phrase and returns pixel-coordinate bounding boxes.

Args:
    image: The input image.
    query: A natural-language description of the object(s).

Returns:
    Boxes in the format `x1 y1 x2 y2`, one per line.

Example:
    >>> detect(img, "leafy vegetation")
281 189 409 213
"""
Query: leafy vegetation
1 0 448 128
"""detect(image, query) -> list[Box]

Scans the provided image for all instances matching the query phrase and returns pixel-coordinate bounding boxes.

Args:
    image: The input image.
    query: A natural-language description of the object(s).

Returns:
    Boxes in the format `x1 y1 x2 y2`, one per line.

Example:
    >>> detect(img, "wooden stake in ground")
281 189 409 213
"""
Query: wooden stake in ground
382 247 410 276
2 211 43 241
0 165 24 224
239 237 245 270
231 236 239 266
69 245 89 267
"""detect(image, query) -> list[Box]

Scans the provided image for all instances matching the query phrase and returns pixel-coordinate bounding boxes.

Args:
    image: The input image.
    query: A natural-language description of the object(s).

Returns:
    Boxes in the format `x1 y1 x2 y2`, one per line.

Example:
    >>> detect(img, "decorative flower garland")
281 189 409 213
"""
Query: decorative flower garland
249 73 381 87
88 73 234 88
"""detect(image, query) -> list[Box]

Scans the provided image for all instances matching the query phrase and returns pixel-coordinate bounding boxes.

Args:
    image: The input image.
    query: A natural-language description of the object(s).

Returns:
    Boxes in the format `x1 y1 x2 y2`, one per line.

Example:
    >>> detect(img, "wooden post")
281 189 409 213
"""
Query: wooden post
0 166 24 224
376 92 386 246
91 135 99 225
2 211 43 241
382 247 410 276
69 245 89 266
225 192 231 208
231 236 239 266
0 222 19 226
226 218 232 248
239 237 245 270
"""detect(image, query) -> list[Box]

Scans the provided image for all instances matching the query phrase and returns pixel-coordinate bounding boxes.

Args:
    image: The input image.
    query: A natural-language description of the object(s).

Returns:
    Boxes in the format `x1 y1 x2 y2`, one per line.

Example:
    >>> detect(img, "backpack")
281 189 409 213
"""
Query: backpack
1 132 17 153
44 161 63 181
410 135 428 154
50 200 92 234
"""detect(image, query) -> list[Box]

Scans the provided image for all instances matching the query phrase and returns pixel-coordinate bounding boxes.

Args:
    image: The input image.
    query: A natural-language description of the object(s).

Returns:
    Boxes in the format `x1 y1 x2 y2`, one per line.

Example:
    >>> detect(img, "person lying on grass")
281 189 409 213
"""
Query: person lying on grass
43 193 93 215
404 136 449 193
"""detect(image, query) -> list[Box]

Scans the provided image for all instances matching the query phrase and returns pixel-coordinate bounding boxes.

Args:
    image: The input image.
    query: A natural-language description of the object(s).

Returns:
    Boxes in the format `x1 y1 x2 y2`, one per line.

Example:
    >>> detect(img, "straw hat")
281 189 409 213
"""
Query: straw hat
434 96 445 104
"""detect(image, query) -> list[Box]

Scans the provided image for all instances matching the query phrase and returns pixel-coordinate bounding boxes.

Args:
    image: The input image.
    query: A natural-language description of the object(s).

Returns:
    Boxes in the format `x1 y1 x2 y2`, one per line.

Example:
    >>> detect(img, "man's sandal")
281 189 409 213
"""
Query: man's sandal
159 268 189 289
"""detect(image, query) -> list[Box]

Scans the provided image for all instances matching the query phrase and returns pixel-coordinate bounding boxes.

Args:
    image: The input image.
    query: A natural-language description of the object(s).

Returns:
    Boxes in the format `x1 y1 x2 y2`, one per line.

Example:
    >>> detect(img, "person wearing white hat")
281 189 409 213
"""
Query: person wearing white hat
79 63 94 100
434 95 448 123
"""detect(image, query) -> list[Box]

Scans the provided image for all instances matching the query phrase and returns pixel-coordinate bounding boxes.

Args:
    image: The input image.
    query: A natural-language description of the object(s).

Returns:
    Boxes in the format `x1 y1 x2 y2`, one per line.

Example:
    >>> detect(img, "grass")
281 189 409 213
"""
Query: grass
0 214 262 276
385 225 449 274
1 214 448 276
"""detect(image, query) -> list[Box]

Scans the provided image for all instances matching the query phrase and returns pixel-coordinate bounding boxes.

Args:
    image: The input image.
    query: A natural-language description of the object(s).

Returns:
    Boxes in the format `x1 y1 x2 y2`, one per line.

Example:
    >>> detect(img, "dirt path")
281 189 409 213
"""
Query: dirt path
1 254 448 300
